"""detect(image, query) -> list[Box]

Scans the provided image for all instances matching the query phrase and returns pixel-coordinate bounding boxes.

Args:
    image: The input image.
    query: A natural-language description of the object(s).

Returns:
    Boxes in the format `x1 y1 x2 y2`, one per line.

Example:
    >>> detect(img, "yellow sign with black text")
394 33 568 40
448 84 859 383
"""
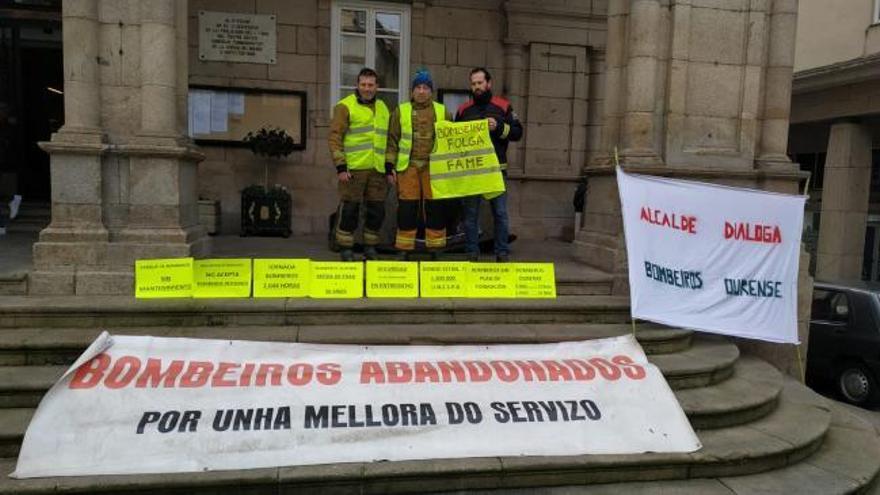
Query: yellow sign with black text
253 259 310 298
419 262 468 298
193 259 252 298
429 120 505 199
467 263 516 298
135 258 194 299
365 261 419 298
309 262 364 298
514 263 557 298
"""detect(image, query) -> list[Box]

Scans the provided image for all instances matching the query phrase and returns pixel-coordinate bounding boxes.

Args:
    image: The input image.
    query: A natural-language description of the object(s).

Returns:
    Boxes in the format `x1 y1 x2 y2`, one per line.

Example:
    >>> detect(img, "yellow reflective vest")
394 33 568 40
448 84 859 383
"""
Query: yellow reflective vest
339 94 389 173
429 119 505 199
395 101 446 172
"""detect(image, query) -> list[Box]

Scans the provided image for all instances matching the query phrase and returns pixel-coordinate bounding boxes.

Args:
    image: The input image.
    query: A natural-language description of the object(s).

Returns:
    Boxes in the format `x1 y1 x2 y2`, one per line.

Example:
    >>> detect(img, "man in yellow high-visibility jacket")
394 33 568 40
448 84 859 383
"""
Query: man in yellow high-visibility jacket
385 70 451 258
328 67 393 261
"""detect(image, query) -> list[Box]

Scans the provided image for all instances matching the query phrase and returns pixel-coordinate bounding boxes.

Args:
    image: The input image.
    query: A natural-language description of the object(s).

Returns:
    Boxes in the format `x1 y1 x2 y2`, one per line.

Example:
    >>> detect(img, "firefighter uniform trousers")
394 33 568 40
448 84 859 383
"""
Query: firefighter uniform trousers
336 170 388 249
395 163 446 251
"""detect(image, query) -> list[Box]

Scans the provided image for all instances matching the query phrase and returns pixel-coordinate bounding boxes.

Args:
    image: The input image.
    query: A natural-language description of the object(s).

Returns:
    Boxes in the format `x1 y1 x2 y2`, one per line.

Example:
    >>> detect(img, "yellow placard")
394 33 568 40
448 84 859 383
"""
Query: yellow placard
365 261 418 298
429 120 505 199
253 259 310 298
514 263 557 298
466 263 516 298
193 259 252 298
135 257 194 299
309 262 364 298
419 262 468 298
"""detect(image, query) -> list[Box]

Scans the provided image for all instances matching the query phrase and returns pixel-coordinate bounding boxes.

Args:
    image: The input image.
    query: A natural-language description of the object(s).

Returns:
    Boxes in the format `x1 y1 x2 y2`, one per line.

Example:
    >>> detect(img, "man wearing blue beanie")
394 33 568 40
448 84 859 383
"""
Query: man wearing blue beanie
385 70 450 257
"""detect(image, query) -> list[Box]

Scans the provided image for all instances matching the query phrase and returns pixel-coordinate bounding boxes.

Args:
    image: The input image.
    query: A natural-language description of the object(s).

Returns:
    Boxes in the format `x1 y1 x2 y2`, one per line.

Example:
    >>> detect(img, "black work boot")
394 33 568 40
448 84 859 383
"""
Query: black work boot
496 254 510 263
340 249 354 262
364 246 378 260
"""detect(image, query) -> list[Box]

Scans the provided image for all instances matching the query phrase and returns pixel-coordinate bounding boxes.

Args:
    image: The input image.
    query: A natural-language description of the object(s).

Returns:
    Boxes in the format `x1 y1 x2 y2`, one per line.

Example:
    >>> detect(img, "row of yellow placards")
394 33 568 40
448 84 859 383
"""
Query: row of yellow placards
135 258 556 299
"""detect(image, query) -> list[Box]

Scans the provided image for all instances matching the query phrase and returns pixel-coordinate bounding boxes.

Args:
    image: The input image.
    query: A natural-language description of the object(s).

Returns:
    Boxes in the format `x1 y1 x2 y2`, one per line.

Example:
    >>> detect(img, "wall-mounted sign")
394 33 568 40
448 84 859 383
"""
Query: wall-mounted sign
199 11 277 64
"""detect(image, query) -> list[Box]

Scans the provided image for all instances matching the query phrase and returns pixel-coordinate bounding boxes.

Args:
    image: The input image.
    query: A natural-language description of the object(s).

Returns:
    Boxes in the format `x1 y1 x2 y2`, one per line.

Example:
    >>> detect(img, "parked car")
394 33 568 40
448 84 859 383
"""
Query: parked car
807 280 880 406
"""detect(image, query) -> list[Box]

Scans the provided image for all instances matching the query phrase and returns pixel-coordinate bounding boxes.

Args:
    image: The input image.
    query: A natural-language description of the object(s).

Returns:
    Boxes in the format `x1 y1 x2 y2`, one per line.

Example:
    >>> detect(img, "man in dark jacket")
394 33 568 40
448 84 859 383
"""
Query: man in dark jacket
455 67 523 262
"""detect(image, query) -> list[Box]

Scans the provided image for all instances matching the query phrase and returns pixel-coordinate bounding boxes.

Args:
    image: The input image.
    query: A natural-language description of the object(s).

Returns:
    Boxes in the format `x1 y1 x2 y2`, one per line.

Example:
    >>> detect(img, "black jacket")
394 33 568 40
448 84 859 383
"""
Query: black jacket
454 92 523 168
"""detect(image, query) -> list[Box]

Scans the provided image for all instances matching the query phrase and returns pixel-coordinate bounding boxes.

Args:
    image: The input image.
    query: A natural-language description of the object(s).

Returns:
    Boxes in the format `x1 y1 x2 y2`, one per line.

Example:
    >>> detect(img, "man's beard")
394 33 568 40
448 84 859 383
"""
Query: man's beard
472 88 492 104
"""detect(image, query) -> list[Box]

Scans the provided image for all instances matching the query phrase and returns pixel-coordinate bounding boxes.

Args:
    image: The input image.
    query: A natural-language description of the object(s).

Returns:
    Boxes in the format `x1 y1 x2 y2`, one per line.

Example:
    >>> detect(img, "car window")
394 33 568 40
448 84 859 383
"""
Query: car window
812 289 849 323
829 293 850 322
812 289 833 320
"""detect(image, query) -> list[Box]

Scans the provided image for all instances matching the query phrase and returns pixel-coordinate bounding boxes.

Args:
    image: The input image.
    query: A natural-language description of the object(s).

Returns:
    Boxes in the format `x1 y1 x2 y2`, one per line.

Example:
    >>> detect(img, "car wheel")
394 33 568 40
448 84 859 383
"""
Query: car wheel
837 363 878 406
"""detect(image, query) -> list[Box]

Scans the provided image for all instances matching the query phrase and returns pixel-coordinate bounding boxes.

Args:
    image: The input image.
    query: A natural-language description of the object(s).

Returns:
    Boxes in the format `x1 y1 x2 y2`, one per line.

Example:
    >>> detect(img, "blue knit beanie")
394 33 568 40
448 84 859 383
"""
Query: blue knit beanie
411 69 433 90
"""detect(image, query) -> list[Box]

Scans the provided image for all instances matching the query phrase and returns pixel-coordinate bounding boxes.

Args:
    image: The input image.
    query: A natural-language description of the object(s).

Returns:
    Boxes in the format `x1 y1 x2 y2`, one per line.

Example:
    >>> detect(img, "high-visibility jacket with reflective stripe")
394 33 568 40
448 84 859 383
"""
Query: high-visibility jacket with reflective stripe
339 94 389 172
429 119 505 199
396 101 445 172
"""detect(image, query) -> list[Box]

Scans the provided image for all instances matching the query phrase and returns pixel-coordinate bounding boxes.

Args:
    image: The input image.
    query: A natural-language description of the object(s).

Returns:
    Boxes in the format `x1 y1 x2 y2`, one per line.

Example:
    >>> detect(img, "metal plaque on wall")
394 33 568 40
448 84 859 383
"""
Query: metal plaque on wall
199 11 277 64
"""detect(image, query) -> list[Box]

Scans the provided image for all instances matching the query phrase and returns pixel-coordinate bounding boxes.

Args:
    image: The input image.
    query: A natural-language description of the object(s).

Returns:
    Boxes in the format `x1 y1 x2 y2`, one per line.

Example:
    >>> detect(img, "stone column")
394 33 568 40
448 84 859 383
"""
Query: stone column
139 0 177 138
621 0 662 164
32 0 109 294
757 0 798 169
503 41 528 174
596 0 627 162
815 121 873 280
114 0 206 253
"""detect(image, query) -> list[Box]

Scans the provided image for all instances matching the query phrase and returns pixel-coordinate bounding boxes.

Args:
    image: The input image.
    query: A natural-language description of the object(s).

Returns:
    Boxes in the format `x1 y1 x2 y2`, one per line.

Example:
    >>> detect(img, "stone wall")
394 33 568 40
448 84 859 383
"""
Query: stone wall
188 0 607 242
575 0 803 293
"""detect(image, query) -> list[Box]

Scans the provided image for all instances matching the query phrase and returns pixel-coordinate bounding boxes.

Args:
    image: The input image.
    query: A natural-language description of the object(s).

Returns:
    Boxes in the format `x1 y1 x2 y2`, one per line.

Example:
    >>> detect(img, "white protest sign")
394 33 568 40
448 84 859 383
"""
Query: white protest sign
617 168 805 343
14 333 699 478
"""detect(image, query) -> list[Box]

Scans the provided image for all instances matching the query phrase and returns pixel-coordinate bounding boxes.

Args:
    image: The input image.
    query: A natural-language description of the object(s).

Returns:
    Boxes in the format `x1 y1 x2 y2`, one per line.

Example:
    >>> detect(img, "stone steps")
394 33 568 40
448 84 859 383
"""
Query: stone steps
650 335 739 390
555 270 614 296
0 383 831 494
0 296 632 329
0 323 692 366
0 366 65 408
0 408 30 458
3 201 49 234
470 390 880 495
0 295 877 492
678 356 782 430
0 274 26 297
0 340 782 464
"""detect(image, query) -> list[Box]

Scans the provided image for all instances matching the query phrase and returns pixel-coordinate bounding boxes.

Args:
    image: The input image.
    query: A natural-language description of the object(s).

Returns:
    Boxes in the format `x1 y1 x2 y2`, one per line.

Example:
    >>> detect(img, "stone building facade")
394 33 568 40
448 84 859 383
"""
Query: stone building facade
29 0 804 306
787 0 880 282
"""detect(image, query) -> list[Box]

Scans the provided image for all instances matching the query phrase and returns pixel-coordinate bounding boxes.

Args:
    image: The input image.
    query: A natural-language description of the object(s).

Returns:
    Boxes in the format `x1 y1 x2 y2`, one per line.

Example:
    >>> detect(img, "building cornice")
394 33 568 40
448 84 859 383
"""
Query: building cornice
793 52 880 94
503 1 606 23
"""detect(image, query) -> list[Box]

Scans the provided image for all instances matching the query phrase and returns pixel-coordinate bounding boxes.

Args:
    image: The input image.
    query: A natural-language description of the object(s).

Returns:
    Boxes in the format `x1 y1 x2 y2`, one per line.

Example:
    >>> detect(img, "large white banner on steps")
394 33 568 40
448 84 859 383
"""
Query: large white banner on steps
13 332 700 478
616 167 805 344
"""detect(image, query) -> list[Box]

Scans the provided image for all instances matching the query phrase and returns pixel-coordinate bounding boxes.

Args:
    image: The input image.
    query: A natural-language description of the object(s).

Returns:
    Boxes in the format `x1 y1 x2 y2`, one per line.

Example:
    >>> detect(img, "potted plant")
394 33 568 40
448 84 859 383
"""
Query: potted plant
240 127 297 237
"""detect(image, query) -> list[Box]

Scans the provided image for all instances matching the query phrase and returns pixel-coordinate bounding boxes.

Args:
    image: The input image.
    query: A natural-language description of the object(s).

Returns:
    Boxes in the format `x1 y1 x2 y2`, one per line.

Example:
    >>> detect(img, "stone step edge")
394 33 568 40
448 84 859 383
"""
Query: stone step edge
676 356 783 430
0 296 631 328
0 379 830 494
450 403 880 495
0 324 692 351
0 295 629 314
650 336 739 390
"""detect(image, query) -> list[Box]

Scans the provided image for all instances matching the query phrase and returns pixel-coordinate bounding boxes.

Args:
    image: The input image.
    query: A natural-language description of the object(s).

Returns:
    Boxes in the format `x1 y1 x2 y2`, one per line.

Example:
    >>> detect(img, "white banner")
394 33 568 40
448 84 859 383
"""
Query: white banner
617 168 805 343
13 333 700 478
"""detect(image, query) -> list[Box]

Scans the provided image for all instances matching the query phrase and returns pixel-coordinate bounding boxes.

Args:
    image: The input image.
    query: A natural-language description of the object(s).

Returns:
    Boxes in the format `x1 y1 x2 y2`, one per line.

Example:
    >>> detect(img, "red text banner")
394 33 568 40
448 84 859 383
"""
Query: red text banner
13 332 700 478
